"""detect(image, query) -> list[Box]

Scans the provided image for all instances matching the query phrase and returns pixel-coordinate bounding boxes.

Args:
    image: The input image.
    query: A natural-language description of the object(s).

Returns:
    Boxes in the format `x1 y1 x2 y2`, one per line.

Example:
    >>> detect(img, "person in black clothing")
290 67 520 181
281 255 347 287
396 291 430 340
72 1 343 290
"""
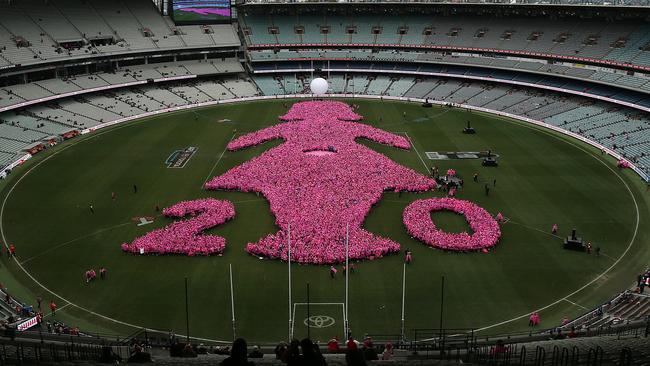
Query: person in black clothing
493 179 497 187
346 349 367 366
274 342 287 361
301 338 326 366
286 339 302 366
133 184 138 194
248 345 263 359
362 340 378 361
220 338 254 366
485 184 490 196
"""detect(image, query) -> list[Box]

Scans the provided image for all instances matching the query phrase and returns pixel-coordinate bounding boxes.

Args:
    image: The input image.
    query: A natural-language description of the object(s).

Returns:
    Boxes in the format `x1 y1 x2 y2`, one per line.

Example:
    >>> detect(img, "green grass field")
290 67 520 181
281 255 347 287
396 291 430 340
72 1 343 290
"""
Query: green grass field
0 99 648 344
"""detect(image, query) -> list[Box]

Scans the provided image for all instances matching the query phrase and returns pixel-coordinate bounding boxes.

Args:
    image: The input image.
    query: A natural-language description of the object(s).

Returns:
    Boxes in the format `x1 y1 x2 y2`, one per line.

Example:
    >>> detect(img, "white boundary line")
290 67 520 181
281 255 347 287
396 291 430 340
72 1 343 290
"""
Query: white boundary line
505 220 562 240
201 131 238 188
0 95 643 342
292 302 346 339
563 299 589 311
45 303 72 318
402 132 430 173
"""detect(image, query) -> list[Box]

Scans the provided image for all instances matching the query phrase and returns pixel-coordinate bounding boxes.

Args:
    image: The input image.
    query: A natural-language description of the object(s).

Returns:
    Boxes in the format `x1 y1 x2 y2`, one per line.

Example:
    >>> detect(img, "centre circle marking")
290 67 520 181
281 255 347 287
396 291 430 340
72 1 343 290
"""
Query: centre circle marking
304 315 335 328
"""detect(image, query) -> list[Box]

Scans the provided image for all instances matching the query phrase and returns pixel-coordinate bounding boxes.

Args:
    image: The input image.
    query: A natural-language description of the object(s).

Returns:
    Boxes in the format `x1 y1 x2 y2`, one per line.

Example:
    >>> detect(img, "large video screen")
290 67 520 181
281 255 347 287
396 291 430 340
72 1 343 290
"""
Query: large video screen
172 0 231 24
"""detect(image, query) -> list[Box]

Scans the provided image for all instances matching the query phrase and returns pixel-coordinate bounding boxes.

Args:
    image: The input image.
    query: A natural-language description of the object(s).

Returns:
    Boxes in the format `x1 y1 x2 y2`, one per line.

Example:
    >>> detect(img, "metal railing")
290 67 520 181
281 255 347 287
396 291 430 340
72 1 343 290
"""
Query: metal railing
0 339 129 365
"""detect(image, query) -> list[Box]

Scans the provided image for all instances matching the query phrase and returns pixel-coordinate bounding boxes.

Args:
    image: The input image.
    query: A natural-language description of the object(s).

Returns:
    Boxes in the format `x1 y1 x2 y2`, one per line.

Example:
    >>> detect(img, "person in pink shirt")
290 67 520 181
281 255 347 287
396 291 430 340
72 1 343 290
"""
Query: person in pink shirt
382 343 394 360
90 269 96 281
533 312 540 326
562 316 569 326
552 224 558 235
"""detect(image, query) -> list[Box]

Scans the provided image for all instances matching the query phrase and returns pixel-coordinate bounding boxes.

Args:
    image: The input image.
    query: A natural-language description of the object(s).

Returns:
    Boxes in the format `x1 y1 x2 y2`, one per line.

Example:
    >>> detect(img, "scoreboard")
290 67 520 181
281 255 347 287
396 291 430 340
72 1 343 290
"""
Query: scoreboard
171 0 231 24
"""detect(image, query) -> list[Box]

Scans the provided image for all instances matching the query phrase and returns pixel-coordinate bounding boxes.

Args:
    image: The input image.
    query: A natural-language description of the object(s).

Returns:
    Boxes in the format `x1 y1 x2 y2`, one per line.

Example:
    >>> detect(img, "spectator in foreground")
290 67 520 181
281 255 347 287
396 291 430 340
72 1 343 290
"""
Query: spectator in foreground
327 336 340 353
489 339 507 356
220 338 255 366
346 337 358 350
220 338 254 366
300 338 325 366
346 348 367 366
286 339 303 365
127 341 152 363
381 343 393 360
182 343 197 358
361 339 378 361
248 345 263 359
274 342 287 361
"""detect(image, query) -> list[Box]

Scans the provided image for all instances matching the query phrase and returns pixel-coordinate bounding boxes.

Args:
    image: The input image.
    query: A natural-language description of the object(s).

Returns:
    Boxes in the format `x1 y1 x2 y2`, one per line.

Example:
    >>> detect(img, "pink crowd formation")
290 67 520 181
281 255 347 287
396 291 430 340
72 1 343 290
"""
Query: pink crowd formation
205 101 437 264
402 198 501 251
617 159 631 169
120 101 503 262
121 198 235 256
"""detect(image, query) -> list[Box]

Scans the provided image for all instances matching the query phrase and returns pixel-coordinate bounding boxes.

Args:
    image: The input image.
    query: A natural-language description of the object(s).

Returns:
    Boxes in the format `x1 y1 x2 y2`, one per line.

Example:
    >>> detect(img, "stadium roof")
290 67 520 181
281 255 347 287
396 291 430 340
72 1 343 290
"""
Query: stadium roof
237 0 650 7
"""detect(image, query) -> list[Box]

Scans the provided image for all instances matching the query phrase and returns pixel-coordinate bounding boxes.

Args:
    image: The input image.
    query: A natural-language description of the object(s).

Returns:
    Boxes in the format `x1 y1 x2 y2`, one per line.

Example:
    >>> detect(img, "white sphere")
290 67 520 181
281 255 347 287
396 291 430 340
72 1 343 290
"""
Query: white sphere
310 77 329 95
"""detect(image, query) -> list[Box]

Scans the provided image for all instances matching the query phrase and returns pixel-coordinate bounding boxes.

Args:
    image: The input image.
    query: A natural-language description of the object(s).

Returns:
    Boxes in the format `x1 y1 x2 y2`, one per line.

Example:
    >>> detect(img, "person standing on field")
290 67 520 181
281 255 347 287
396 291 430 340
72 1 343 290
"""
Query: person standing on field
330 265 337 279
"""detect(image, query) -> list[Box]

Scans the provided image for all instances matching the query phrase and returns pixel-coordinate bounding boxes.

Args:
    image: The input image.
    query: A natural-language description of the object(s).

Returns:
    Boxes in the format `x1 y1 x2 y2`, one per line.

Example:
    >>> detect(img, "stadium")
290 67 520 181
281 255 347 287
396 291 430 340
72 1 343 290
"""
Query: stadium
0 0 649 364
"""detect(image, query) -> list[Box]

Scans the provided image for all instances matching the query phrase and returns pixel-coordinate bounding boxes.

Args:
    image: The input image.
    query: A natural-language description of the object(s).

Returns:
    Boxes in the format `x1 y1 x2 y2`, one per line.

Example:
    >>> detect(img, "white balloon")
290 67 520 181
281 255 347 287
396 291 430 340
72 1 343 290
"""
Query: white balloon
310 77 329 95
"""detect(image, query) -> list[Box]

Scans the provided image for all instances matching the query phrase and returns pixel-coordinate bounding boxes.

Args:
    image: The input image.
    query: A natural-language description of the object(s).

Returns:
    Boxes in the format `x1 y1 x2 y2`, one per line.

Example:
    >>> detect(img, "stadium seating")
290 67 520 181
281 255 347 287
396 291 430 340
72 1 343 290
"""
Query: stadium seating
248 48 650 93
0 58 243 113
0 77 259 168
0 0 239 68
241 13 650 68
252 74 650 175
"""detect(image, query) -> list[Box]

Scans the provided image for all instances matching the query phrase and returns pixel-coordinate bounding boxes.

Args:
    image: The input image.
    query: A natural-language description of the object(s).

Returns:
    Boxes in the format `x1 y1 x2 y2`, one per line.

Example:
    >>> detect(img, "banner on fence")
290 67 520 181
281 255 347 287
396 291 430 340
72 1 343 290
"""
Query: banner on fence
17 316 38 331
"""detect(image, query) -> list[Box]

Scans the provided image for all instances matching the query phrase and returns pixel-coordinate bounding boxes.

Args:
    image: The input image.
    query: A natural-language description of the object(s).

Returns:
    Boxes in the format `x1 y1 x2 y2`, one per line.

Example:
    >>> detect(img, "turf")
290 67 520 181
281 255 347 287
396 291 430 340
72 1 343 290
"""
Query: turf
0 99 648 344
